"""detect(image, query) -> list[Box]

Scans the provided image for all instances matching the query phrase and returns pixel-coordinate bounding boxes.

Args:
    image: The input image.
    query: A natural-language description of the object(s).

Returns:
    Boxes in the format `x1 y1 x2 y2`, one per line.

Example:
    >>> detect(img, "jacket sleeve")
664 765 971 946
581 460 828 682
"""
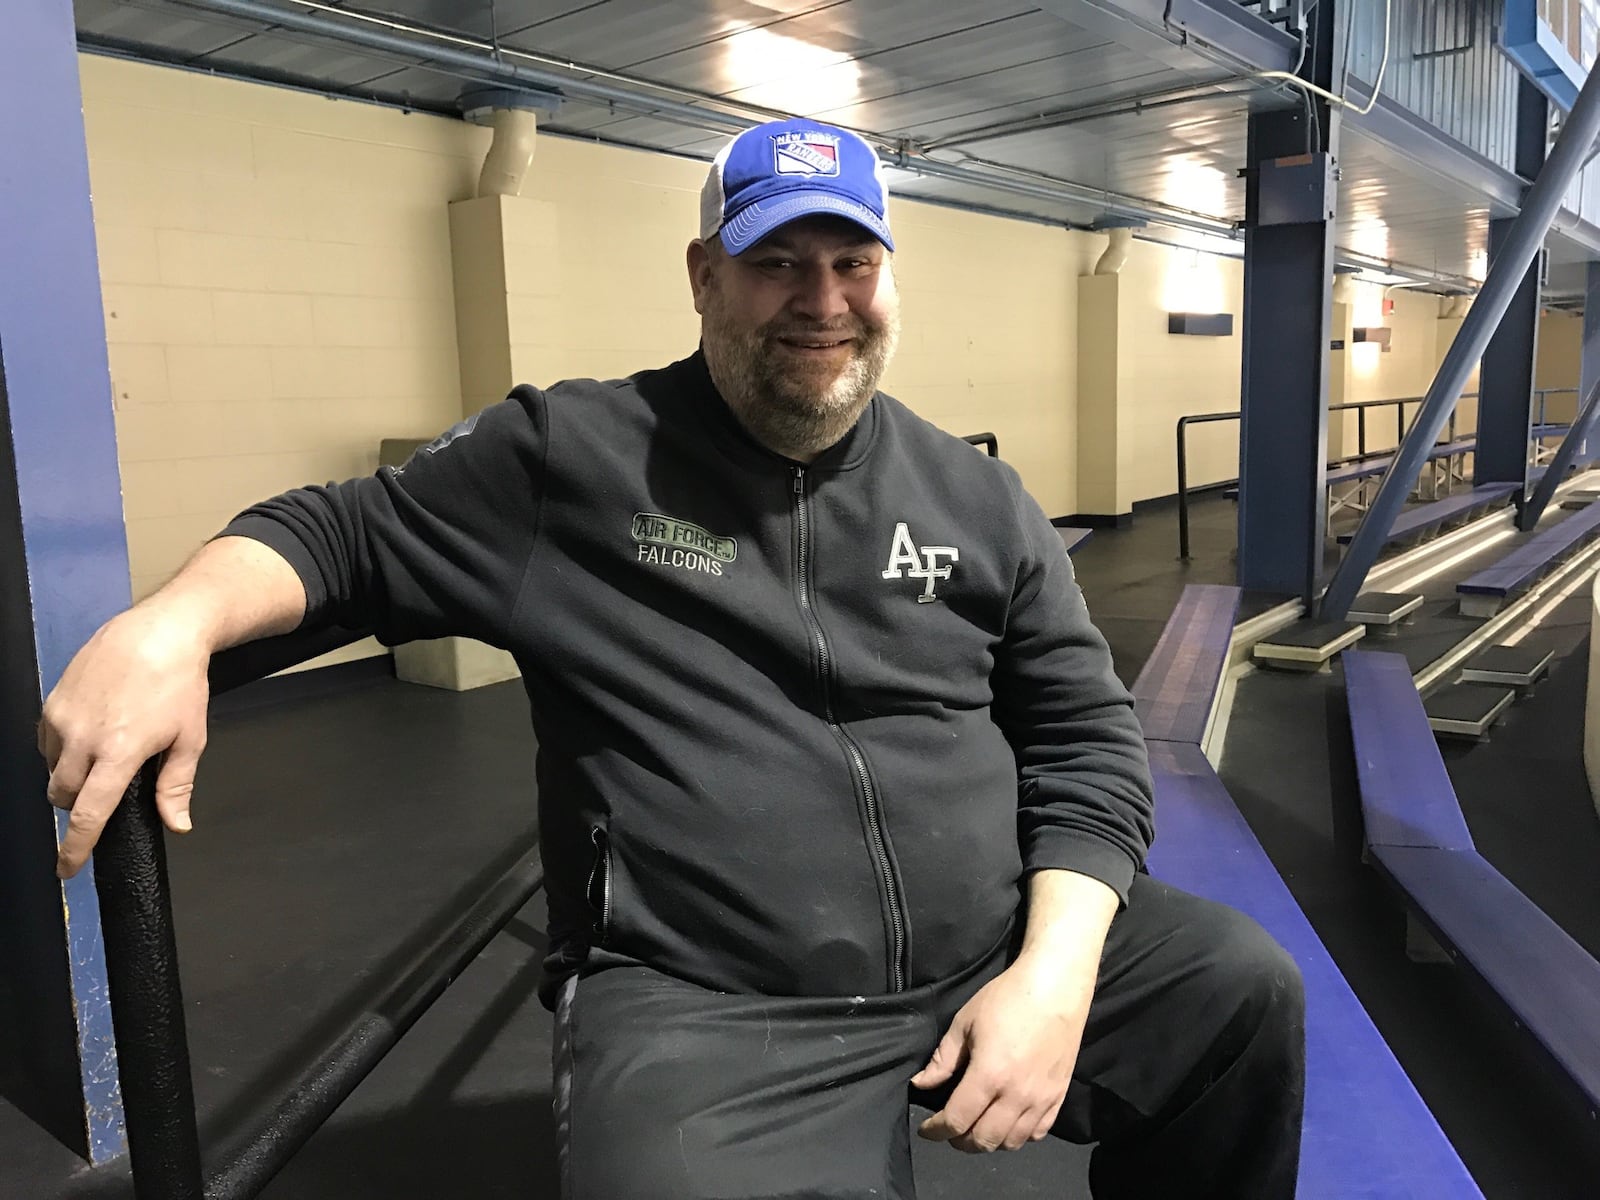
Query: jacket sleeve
217 386 549 648
990 482 1154 906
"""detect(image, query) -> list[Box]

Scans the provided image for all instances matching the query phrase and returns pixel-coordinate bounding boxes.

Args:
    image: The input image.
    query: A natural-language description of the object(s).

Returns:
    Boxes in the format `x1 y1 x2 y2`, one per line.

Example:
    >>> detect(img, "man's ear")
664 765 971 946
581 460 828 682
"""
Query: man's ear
687 239 714 314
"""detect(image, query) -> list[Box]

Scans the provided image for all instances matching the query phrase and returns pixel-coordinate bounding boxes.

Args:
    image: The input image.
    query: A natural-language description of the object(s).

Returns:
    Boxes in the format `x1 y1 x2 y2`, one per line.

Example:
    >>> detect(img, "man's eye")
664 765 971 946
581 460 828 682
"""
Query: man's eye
758 258 794 270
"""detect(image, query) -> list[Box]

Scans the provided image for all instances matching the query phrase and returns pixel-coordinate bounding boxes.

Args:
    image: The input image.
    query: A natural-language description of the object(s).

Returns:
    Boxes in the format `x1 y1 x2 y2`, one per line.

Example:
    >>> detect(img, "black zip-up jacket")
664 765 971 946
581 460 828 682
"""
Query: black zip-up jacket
224 351 1154 1007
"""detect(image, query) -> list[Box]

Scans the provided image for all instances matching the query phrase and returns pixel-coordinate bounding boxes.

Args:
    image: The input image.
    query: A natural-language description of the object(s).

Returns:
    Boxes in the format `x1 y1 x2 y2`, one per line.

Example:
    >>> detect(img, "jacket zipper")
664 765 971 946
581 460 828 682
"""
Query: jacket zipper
588 827 613 943
792 465 907 992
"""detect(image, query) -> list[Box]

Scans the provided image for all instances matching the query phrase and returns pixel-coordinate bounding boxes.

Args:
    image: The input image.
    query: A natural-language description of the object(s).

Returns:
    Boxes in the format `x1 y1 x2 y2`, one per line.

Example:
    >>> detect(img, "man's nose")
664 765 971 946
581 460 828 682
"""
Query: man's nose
788 265 850 323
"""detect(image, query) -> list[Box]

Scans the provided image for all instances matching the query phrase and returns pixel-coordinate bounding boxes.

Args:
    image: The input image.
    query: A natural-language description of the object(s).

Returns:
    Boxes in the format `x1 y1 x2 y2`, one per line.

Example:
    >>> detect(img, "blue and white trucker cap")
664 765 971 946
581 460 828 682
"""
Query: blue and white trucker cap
700 119 894 256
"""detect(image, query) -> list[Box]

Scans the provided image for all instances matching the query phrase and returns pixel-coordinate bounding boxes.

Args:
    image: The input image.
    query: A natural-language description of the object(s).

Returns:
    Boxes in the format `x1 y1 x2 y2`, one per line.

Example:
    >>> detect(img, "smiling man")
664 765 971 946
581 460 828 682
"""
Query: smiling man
42 119 1305 1198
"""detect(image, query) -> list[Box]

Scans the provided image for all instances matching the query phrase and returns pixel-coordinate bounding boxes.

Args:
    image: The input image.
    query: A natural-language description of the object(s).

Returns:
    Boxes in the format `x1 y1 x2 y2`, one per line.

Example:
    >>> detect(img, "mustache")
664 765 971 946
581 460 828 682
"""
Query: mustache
760 320 876 341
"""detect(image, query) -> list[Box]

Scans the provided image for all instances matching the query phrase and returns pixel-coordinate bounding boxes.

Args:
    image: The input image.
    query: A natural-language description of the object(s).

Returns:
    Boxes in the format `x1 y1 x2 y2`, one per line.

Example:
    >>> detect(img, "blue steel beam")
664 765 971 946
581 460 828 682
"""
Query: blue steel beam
1522 375 1600 528
1236 0 1338 603
1473 226 1541 489
0 0 130 1164
1320 53 1600 621
1476 78 1549 493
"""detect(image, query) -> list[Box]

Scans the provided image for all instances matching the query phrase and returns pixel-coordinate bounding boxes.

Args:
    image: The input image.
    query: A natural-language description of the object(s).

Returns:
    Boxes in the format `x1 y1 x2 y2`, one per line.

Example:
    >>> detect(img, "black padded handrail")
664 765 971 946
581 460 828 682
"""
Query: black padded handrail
95 624 542 1199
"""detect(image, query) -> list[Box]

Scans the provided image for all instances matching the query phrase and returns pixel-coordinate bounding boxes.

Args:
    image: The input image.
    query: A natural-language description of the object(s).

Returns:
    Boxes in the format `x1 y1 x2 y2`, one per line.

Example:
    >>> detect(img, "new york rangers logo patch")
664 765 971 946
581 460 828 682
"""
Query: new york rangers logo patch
774 132 841 177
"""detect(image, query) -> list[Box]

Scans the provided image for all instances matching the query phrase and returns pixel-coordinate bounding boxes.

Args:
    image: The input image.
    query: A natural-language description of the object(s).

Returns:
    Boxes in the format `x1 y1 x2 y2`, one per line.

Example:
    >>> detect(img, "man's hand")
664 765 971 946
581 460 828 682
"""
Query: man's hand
39 536 308 879
912 870 1118 1153
41 606 214 879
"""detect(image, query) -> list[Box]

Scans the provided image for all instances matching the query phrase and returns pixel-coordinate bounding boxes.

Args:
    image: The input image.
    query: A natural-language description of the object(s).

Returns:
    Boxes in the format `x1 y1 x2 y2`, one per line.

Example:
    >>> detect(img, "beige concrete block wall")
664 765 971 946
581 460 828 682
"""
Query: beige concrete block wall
1536 310 1583 422
84 53 1089 677
83 54 488 669
1113 241 1244 508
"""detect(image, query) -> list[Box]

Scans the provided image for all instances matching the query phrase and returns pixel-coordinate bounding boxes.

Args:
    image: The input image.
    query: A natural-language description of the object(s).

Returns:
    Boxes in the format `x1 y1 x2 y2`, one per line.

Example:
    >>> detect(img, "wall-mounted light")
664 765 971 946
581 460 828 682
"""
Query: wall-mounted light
1352 326 1392 351
1167 312 1234 337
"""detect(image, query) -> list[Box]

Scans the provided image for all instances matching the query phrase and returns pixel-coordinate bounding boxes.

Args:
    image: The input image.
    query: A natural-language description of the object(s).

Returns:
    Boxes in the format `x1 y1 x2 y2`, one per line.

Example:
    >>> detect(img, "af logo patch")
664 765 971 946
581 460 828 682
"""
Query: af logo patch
882 523 959 603
633 512 737 577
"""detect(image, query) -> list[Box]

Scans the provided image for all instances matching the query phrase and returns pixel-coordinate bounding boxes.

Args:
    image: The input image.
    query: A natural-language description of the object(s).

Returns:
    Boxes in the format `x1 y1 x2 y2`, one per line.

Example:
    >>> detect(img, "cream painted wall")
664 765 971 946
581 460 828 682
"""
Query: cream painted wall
1101 240 1244 509
1537 310 1582 423
83 55 488 667
81 53 1087 665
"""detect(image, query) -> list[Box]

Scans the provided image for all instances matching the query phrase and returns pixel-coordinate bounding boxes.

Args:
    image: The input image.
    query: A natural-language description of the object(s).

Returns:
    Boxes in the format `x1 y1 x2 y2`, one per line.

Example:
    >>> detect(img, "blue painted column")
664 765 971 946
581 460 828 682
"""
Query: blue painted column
1476 79 1547 492
1237 0 1337 602
1474 217 1541 488
0 0 130 1163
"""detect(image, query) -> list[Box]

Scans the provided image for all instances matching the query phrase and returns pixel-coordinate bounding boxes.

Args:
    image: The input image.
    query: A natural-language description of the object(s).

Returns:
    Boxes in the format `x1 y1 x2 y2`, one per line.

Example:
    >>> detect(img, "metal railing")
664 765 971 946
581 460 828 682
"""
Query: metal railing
93 624 544 1199
1175 389 1579 559
963 431 999 457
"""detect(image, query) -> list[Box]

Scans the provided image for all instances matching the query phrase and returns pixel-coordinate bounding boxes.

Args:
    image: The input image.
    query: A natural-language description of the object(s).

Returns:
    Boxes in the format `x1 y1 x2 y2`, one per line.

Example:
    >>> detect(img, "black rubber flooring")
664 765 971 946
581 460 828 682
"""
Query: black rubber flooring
8 492 1600 1198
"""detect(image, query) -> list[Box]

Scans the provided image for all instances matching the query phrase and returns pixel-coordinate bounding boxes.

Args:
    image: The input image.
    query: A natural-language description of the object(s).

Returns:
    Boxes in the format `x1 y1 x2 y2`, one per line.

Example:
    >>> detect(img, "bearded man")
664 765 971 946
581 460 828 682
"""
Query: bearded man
43 119 1305 1199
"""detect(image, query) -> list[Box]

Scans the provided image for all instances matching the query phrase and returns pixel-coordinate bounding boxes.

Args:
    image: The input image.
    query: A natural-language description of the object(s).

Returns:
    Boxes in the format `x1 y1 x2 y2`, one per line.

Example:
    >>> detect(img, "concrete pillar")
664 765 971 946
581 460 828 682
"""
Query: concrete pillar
1074 271 1122 522
391 96 559 691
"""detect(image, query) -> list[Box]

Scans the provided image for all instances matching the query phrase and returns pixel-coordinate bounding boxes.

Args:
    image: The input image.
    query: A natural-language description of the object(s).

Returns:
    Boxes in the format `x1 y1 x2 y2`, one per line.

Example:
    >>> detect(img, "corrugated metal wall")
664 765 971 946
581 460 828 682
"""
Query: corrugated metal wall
1346 0 1519 171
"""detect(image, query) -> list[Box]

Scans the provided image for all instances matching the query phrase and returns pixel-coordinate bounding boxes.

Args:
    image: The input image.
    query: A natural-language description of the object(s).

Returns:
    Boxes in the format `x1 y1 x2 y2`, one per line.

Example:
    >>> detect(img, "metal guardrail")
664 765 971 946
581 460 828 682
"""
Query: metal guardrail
93 624 544 1199
1175 389 1578 559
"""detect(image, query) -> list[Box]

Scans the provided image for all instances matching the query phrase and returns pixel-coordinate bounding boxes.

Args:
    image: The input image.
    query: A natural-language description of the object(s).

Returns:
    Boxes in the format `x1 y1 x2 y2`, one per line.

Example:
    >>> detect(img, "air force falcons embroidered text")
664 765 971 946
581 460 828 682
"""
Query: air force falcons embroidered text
222 350 1152 1009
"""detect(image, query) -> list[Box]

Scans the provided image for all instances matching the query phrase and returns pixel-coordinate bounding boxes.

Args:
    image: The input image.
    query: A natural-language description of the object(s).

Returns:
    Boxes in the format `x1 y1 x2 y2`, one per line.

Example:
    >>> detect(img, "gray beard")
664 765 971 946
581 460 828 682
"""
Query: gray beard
701 291 900 461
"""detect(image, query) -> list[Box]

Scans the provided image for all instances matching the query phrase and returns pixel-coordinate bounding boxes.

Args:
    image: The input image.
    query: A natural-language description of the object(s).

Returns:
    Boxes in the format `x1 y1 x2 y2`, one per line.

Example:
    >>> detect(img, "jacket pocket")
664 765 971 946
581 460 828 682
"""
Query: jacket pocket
586 826 613 944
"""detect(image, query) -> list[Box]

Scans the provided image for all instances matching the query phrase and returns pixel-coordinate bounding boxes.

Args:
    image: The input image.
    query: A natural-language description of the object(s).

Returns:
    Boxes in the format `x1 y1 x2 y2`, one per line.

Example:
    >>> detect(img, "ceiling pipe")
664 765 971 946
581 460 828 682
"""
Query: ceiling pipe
1095 227 1134 275
166 0 1247 240
924 80 1261 151
166 0 759 132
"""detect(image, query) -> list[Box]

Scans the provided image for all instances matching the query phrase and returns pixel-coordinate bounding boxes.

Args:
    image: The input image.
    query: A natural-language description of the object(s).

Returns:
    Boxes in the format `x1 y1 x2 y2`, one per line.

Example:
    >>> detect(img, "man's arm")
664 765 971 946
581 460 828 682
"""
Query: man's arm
913 869 1117 1151
44 536 307 877
915 479 1152 1153
44 386 553 878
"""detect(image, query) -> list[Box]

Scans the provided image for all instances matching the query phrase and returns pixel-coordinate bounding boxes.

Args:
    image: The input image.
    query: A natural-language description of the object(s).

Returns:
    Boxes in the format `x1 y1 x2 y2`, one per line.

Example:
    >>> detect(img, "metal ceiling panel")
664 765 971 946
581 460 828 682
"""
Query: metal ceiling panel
75 0 249 60
193 30 433 90
493 0 836 70
73 0 1600 285
817 52 1192 140
625 0 1042 83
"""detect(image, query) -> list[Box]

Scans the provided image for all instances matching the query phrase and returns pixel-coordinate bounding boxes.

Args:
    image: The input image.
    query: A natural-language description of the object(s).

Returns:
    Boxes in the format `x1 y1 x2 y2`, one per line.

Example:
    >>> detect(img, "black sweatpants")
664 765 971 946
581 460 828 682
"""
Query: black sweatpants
552 874 1306 1199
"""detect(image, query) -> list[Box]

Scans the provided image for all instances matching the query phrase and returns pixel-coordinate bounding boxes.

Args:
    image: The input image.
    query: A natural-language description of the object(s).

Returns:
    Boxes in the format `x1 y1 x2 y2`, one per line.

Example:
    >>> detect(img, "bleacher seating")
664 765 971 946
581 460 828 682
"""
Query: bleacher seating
1457 501 1600 615
1130 584 1239 744
1137 587 1483 1197
1343 649 1600 1120
1336 482 1518 548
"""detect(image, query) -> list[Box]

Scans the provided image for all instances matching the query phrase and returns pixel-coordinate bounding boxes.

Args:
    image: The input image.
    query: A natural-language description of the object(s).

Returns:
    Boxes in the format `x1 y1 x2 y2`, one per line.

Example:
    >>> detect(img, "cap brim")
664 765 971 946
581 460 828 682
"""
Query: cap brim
719 192 894 256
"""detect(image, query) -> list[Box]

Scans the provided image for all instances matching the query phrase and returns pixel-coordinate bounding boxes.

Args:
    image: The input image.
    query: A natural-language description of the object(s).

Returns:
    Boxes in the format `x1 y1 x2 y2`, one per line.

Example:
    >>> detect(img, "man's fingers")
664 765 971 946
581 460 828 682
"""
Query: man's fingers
154 735 203 834
949 1099 1030 1154
45 749 90 811
910 1023 969 1090
1031 1096 1066 1142
917 1071 996 1143
55 759 137 879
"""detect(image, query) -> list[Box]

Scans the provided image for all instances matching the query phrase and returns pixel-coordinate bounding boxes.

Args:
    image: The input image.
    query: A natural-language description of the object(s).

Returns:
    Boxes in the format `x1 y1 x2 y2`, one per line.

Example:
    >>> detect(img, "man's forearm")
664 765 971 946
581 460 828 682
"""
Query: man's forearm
142 535 307 653
1013 869 1120 986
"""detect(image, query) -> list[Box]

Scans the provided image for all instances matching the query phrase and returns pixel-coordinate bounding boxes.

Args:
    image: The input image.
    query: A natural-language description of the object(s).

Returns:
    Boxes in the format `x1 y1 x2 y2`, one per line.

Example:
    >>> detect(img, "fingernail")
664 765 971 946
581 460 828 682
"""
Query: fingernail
173 810 193 833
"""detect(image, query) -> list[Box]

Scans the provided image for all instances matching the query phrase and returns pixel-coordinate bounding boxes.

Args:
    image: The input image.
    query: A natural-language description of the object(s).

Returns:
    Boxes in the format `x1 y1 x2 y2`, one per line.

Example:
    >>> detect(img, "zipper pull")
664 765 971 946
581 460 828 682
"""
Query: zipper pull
792 467 804 495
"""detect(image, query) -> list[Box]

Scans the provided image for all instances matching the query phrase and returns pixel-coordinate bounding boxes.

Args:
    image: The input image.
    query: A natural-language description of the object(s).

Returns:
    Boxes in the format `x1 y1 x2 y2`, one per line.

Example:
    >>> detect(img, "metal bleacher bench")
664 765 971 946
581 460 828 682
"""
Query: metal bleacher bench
1135 587 1482 1197
1336 481 1519 549
1457 501 1600 616
1344 650 1600 1122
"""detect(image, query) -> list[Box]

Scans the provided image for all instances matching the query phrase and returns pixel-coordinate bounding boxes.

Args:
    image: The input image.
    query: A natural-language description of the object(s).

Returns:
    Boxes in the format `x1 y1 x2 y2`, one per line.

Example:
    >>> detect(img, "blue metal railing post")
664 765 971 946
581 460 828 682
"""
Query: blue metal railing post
1320 58 1600 620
